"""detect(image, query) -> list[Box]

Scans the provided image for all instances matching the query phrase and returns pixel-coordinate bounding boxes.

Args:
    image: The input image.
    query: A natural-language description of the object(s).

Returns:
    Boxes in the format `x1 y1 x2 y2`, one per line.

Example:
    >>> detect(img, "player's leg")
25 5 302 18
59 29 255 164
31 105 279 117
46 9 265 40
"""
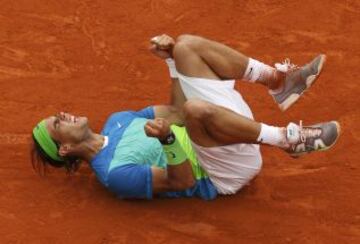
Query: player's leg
173 34 326 111
183 99 277 147
183 99 340 157
173 34 280 88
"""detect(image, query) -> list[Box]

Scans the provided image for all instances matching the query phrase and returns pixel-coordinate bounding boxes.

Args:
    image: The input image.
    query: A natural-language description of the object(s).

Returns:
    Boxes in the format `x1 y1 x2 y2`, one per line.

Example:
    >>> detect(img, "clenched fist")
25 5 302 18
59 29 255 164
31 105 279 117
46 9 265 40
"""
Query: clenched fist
144 118 171 140
150 34 175 59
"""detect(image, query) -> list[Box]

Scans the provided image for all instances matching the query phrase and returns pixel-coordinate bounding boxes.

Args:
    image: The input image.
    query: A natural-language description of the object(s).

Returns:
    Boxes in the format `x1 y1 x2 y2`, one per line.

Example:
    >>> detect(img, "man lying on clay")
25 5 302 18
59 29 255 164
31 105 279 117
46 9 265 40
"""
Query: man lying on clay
31 34 340 200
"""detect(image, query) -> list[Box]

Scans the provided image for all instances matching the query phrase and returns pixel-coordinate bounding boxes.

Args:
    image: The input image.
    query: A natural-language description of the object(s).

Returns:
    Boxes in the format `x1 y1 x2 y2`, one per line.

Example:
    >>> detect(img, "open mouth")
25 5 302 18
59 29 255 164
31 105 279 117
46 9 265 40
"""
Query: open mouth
60 113 79 124
71 115 78 123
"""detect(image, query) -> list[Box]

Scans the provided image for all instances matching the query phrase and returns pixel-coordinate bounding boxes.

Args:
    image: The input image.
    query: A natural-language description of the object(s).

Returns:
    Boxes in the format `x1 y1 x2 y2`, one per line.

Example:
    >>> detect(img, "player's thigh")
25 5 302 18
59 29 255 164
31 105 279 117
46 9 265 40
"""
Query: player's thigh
173 41 220 80
184 99 258 146
176 34 248 79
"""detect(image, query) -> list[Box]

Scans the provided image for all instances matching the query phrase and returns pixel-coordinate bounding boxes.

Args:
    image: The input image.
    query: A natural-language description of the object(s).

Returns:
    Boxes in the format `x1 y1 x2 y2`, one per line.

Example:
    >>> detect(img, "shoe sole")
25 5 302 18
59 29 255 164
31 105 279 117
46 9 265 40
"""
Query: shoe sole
279 54 327 112
289 121 341 158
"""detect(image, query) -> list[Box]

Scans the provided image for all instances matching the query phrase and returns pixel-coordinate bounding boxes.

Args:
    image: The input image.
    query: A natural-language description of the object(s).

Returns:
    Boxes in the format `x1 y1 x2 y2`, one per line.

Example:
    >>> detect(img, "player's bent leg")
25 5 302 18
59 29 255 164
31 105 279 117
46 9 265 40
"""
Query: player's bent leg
175 34 249 80
181 99 340 195
183 99 341 157
182 99 262 195
173 34 326 111
174 34 279 85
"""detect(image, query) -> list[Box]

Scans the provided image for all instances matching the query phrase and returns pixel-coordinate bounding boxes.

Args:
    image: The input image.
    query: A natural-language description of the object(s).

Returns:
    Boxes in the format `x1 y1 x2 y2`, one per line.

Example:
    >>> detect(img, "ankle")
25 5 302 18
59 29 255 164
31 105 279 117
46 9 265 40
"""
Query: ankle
257 124 287 148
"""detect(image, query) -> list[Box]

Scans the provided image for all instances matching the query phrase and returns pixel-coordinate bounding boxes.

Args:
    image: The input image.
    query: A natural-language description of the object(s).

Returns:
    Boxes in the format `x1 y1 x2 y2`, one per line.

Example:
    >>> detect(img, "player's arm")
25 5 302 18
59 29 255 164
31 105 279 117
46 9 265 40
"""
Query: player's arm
107 116 195 199
153 105 183 126
145 118 196 193
150 34 187 122
107 162 194 199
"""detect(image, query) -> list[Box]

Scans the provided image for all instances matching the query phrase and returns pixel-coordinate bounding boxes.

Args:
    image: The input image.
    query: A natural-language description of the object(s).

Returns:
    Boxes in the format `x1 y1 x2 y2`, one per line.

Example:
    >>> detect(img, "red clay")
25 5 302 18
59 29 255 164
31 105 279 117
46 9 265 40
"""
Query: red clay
0 0 359 243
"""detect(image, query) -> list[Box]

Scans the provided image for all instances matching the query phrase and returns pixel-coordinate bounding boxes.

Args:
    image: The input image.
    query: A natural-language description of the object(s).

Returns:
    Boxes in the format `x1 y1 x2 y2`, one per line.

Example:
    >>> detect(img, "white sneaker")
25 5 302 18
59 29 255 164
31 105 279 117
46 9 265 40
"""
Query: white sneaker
285 120 340 157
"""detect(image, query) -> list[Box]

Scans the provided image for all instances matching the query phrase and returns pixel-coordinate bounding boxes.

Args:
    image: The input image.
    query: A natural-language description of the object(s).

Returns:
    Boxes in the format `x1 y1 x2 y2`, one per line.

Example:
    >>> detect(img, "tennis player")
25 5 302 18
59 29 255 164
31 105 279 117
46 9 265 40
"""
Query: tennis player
31 34 340 200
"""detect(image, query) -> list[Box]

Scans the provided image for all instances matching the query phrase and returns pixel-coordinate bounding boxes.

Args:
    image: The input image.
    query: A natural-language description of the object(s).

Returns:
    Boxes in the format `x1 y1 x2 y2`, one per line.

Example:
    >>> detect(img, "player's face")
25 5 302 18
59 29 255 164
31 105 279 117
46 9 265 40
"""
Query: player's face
45 112 90 144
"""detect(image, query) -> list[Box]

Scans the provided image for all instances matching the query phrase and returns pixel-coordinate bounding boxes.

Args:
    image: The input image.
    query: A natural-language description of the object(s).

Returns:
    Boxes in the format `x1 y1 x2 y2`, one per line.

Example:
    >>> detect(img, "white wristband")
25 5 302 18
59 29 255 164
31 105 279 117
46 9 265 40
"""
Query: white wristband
165 58 178 78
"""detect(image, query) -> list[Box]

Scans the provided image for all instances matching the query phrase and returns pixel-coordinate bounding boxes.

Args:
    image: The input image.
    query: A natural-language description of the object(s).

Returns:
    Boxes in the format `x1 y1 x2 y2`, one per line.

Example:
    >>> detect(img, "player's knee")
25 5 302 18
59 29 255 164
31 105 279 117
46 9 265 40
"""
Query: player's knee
173 41 191 62
183 99 214 121
173 35 203 64
173 36 198 59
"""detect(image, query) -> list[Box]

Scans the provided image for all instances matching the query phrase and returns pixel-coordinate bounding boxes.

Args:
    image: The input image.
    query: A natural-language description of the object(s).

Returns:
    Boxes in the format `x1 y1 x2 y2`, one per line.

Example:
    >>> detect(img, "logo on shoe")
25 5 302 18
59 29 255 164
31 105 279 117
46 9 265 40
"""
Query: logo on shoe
295 139 326 153
314 139 326 150
295 143 306 153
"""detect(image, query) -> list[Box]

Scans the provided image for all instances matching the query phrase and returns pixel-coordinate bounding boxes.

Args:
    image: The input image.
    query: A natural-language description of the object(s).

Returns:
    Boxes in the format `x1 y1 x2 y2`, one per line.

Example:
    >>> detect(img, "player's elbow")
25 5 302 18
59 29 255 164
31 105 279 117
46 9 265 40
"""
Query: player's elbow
169 175 196 191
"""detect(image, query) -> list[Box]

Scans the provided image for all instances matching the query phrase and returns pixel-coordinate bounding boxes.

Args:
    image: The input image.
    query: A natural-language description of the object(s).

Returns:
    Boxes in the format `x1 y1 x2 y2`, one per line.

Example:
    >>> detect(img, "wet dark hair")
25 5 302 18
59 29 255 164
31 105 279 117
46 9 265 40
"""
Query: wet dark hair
31 135 81 174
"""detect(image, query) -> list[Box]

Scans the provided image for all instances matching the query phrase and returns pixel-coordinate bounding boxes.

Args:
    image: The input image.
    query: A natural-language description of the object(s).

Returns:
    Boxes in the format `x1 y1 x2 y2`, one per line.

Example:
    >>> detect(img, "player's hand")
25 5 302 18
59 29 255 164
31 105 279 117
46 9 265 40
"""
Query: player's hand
149 34 175 59
144 118 171 140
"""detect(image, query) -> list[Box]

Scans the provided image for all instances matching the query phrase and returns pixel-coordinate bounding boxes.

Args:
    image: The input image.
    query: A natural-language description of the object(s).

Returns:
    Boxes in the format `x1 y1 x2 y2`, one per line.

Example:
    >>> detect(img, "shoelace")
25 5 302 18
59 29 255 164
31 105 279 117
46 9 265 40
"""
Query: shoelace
298 120 322 143
275 58 299 73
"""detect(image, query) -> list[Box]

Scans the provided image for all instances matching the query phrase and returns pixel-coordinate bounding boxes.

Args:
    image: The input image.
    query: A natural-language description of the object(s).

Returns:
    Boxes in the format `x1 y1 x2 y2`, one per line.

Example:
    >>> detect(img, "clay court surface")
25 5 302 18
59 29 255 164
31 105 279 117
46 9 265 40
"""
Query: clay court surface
0 0 359 243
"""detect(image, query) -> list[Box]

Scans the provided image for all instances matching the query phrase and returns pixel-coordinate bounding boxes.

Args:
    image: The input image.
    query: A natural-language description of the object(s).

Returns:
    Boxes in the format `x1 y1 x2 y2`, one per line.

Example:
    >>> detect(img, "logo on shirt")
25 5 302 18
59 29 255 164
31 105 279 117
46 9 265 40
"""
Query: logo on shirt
117 122 122 128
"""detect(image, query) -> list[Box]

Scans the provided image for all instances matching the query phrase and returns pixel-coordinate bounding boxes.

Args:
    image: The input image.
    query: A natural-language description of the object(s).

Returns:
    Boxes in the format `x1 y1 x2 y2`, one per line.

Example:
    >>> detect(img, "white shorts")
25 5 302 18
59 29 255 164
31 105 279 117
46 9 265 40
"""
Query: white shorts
178 72 262 195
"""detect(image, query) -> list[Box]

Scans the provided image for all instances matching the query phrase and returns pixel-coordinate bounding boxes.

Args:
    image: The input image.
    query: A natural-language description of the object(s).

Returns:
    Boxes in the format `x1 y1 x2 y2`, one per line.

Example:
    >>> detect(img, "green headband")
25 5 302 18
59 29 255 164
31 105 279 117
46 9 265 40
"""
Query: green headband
33 120 64 162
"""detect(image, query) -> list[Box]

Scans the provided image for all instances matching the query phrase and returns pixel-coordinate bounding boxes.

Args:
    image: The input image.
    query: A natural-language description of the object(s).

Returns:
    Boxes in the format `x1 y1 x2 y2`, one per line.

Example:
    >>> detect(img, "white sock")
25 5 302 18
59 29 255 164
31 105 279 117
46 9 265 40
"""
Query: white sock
257 123 286 147
243 58 275 83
